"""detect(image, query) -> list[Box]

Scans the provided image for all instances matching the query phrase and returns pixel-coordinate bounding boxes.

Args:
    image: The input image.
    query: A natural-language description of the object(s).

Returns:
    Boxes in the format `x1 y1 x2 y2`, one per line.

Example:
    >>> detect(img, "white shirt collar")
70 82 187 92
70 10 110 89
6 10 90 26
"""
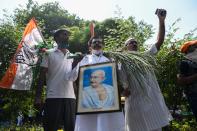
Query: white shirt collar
55 48 70 56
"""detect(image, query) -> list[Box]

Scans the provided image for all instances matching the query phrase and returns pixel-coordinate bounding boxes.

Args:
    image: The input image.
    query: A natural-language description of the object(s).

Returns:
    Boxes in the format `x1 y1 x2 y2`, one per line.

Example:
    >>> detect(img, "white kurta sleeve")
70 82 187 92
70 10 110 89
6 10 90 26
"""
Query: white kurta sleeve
145 44 158 56
65 63 80 81
65 55 90 81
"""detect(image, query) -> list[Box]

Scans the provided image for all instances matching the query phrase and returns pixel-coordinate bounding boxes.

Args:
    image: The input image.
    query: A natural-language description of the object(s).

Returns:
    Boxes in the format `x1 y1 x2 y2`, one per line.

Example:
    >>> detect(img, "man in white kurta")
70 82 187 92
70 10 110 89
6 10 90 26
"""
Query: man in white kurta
123 9 173 131
74 37 125 131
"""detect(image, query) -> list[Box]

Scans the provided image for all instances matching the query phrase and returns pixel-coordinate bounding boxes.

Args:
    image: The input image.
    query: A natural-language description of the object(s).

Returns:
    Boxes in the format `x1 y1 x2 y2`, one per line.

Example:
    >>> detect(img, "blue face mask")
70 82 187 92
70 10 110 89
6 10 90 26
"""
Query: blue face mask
58 43 69 49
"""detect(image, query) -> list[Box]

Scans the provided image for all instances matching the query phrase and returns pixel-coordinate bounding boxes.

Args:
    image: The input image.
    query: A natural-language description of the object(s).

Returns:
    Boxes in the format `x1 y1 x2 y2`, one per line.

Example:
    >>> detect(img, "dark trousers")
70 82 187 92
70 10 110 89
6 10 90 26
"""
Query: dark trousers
43 98 76 131
186 93 197 120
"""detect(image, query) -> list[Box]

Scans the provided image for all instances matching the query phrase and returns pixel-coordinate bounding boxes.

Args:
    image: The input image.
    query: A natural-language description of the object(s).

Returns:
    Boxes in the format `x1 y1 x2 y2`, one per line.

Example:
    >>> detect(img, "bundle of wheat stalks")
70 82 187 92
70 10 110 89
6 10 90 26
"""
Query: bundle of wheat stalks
104 51 158 98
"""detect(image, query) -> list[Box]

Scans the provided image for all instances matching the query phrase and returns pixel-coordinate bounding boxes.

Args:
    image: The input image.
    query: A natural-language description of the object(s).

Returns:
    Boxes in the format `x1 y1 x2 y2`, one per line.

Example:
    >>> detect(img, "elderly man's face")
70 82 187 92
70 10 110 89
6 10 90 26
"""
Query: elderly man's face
91 39 104 50
90 71 104 88
126 40 138 51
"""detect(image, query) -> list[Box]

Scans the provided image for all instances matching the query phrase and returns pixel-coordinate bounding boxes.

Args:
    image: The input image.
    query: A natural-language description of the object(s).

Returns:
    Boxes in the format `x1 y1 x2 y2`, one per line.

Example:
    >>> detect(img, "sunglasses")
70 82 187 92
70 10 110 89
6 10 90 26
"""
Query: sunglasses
92 39 103 44
127 41 137 46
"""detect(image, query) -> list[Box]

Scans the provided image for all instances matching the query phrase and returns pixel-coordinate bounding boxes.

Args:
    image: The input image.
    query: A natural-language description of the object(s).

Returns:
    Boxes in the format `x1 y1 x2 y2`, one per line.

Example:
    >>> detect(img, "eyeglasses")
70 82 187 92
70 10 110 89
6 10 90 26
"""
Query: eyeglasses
129 41 137 44
92 39 102 44
128 41 137 46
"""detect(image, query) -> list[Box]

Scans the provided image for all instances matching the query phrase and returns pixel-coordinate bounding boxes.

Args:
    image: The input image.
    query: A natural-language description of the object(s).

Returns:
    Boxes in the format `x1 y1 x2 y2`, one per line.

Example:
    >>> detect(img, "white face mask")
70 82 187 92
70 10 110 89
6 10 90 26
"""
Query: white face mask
92 49 103 55
185 48 197 63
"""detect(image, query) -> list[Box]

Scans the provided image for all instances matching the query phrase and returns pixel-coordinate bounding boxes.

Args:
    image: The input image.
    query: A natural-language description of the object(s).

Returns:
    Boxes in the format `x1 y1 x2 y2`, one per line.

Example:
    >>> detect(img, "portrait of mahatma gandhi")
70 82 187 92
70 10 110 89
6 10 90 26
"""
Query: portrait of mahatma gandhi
77 62 120 114
82 69 115 109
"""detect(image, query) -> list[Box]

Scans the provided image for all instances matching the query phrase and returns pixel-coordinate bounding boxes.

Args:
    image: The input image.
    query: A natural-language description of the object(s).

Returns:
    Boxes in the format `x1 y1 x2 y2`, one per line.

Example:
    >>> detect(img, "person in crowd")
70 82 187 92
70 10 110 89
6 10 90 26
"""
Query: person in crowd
122 9 173 131
35 29 77 131
177 40 197 120
74 36 125 131
17 111 23 126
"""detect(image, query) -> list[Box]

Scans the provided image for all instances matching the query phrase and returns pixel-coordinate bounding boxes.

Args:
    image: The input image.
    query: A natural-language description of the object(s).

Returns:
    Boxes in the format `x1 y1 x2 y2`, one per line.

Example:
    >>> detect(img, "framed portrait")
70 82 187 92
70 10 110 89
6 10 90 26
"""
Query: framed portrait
76 62 121 114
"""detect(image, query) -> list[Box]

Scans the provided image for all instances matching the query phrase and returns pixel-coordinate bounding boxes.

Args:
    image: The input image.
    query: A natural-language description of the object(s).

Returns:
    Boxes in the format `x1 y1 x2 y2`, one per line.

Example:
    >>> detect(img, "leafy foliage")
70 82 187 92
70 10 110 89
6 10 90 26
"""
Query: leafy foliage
13 0 83 37
170 118 197 130
0 22 21 78
103 17 153 51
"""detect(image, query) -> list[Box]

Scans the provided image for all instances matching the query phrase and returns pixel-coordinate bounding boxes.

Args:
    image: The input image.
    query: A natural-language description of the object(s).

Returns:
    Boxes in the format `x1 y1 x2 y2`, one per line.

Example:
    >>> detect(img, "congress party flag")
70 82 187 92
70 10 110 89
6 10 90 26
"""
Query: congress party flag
0 18 44 90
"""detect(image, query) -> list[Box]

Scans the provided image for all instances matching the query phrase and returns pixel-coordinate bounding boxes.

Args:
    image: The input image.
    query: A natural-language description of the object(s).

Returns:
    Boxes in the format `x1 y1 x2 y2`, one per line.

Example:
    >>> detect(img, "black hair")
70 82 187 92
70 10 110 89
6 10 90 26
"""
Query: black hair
53 29 69 42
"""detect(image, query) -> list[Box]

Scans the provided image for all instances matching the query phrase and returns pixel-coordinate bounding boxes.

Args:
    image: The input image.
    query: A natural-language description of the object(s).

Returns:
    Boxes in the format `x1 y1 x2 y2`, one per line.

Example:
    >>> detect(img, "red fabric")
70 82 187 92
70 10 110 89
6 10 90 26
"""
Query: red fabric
180 40 197 53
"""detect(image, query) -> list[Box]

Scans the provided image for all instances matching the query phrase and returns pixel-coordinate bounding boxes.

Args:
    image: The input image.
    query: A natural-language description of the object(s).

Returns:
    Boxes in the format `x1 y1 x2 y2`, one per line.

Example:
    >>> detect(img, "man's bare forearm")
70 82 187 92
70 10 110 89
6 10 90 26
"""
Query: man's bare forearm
177 73 197 85
155 9 166 50
156 20 165 50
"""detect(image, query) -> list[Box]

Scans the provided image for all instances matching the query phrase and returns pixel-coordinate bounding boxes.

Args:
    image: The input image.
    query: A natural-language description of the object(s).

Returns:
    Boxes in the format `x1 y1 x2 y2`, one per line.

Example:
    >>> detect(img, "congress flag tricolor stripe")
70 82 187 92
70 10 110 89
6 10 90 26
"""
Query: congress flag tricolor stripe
0 18 44 90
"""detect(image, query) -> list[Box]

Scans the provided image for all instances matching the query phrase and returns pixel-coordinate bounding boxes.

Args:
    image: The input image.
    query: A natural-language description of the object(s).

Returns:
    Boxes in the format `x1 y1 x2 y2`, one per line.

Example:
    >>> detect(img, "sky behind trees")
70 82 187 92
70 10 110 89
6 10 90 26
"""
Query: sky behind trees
0 0 197 43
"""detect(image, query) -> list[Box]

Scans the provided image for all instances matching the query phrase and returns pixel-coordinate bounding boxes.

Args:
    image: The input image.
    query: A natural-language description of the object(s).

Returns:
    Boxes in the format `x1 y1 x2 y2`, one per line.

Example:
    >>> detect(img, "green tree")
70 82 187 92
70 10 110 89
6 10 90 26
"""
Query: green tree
103 17 153 51
13 0 84 38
